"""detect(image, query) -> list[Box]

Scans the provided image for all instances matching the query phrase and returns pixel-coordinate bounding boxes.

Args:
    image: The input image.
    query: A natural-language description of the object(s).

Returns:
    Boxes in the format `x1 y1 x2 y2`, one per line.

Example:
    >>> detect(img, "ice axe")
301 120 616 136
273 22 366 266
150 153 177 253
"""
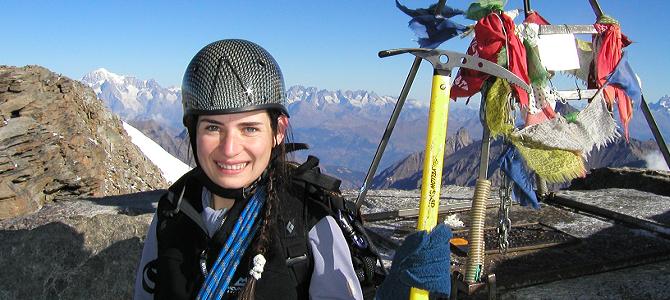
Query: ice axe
378 48 530 299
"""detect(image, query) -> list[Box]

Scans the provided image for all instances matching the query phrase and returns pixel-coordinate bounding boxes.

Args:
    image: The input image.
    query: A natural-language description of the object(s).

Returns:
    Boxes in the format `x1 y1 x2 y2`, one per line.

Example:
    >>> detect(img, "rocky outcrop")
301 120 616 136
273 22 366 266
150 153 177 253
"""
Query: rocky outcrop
0 182 668 298
570 167 670 196
0 65 167 219
0 191 161 299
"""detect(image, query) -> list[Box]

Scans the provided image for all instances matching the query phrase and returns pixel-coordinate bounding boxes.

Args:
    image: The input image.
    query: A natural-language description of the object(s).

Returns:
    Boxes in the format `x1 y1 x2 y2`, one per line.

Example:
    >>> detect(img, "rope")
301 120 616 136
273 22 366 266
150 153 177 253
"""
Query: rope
197 187 266 300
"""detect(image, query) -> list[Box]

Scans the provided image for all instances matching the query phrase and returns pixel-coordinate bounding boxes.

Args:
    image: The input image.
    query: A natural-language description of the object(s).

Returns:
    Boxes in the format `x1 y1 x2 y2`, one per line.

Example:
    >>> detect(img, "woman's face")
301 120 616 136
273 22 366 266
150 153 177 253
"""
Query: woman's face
196 110 286 190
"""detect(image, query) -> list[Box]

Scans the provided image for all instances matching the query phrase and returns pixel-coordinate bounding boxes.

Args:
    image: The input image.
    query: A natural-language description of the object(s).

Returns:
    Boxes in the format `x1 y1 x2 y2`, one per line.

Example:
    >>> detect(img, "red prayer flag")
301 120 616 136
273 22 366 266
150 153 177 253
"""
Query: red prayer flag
451 12 530 107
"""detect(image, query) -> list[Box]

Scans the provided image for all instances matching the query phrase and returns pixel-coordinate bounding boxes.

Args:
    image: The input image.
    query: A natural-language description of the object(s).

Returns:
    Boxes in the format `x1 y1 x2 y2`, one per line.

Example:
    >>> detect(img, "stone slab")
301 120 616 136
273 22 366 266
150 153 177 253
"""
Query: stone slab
556 188 670 228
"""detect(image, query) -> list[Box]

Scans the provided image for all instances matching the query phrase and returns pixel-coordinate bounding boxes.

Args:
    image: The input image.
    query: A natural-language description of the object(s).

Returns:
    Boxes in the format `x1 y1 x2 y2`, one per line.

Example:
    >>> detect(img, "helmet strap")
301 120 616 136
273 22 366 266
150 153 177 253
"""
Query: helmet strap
194 167 268 201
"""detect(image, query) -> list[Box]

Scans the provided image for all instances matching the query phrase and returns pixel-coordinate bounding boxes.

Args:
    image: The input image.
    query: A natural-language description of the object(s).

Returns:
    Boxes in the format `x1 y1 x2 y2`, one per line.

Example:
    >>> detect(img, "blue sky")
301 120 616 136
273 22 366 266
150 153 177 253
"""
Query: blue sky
3 0 668 103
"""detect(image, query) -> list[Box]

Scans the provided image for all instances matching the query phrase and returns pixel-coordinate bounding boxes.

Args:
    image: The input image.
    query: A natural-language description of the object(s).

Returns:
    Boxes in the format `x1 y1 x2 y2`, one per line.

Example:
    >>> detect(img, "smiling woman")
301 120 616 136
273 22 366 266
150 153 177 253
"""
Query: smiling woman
133 39 365 300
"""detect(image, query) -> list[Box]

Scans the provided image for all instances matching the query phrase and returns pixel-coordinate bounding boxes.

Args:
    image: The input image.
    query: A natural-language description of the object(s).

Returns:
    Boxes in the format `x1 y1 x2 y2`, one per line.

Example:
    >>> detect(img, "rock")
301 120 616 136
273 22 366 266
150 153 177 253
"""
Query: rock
8 80 24 93
0 66 168 219
0 183 668 299
500 259 670 300
570 167 670 196
0 190 162 299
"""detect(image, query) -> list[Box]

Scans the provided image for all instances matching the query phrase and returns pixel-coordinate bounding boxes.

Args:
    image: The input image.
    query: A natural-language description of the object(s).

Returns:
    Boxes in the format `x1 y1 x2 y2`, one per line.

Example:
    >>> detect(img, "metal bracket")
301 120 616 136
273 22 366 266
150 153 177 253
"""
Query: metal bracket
450 271 497 300
539 24 597 35
379 48 531 93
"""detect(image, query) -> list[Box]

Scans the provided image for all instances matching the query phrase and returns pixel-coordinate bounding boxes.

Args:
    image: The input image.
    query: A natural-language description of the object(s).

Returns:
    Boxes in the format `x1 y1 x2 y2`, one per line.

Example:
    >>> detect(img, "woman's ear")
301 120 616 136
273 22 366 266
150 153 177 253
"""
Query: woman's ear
274 115 288 146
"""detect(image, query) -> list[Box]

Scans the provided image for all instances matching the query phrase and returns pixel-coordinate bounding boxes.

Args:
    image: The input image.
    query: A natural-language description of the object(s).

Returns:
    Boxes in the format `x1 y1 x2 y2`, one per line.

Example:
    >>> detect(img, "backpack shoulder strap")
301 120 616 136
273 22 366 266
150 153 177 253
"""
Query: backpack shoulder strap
158 185 208 235
275 183 312 292
274 157 341 287
292 155 342 193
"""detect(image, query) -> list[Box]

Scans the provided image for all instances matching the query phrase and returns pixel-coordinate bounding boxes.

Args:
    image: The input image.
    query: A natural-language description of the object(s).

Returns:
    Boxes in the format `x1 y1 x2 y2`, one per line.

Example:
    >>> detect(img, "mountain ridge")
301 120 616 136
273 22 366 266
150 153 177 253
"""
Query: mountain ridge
372 133 663 190
0 65 167 219
79 69 670 189
79 69 480 187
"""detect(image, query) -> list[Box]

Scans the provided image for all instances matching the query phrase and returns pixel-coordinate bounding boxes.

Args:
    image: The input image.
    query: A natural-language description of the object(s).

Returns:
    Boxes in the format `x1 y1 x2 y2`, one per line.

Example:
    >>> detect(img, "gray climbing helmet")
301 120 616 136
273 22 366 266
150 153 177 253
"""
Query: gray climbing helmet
181 39 289 125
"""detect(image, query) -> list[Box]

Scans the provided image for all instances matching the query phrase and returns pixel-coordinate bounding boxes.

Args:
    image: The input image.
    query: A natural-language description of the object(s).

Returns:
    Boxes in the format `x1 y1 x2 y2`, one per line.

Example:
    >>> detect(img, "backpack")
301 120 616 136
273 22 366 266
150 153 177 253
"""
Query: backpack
284 153 387 299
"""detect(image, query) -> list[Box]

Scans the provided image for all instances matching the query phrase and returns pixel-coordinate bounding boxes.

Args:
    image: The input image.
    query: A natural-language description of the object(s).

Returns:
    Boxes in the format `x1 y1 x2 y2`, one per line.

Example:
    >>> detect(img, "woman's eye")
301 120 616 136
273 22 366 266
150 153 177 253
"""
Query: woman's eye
205 125 219 132
243 127 259 134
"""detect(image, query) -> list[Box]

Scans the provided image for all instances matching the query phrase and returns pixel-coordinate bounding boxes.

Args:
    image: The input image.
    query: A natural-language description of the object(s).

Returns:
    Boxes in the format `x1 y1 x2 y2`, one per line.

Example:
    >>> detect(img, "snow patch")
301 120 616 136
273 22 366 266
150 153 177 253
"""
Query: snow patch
122 122 191 184
166 93 178 102
443 214 465 228
89 68 126 85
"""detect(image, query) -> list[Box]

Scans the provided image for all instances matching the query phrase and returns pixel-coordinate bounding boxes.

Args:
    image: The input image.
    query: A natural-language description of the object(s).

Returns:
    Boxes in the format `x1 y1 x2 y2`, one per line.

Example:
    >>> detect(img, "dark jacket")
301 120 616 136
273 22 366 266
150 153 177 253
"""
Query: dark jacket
135 169 351 300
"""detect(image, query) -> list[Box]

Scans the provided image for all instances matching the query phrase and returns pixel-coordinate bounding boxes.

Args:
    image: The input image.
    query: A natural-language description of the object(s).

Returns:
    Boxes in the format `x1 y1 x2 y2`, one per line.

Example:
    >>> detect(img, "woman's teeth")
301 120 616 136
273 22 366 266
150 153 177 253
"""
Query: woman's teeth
216 162 246 170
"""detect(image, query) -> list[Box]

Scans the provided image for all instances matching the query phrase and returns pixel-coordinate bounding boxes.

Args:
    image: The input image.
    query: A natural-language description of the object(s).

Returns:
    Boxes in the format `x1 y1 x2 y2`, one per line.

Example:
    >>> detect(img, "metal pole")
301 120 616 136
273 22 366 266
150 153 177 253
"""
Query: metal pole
358 0 450 211
478 127 491 179
464 106 492 284
588 0 604 19
523 0 532 18
536 175 548 196
355 56 422 210
641 94 670 169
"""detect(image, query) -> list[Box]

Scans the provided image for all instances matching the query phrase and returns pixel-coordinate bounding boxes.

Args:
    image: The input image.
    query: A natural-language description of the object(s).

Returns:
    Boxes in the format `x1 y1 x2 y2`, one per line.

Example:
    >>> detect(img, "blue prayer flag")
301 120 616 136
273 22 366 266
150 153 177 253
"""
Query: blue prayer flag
606 52 642 104
396 0 467 49
497 146 540 209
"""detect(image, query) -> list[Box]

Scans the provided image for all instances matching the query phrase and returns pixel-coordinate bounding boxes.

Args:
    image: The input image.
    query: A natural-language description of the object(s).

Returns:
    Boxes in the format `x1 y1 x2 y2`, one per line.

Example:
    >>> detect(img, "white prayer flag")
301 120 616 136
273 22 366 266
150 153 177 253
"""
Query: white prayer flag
537 33 581 71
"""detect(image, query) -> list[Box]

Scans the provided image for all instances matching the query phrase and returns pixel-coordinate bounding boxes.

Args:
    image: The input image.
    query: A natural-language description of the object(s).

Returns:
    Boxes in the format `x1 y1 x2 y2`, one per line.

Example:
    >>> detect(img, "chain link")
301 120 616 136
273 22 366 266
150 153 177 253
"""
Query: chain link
497 174 513 254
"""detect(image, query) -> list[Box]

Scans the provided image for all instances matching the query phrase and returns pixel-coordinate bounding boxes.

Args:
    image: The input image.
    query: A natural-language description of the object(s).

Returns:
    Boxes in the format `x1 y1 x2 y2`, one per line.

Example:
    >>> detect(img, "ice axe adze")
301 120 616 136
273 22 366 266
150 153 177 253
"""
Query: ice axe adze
378 48 530 299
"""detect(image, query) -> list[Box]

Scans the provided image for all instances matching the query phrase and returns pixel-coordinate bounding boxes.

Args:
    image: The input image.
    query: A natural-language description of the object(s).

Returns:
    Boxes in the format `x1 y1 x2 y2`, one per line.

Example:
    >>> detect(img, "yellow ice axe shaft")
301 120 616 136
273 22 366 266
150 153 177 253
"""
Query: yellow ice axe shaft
410 68 452 300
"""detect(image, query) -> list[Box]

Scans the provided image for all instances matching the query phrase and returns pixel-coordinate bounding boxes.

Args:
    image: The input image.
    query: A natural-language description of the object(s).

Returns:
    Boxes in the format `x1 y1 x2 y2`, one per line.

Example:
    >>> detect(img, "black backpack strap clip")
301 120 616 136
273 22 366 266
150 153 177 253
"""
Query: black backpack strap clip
286 142 310 154
294 155 319 175
293 155 342 192
160 186 208 235
276 188 313 289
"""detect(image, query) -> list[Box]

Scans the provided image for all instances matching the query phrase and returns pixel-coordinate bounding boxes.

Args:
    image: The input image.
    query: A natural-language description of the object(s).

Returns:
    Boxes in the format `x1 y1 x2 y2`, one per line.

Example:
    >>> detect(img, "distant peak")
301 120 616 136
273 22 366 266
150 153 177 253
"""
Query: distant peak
92 67 111 74
81 68 126 85
286 85 402 108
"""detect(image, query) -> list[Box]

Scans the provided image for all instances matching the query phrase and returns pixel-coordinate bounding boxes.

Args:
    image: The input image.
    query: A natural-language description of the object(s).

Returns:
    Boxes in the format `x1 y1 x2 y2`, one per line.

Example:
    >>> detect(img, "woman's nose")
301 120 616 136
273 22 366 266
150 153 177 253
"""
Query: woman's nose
219 132 241 157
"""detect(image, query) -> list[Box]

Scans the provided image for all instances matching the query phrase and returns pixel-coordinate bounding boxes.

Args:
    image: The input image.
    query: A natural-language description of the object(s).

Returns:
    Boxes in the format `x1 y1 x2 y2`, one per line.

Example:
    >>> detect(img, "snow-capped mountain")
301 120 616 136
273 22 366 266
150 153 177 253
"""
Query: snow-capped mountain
649 95 670 114
81 68 183 130
78 69 481 184
286 85 481 182
286 85 429 125
626 95 670 142
287 85 426 109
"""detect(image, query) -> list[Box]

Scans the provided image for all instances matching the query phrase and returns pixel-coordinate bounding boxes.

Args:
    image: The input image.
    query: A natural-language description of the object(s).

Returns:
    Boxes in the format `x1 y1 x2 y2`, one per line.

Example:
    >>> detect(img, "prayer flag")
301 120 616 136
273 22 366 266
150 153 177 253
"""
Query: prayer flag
497 146 540 209
396 0 467 49
606 52 642 104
